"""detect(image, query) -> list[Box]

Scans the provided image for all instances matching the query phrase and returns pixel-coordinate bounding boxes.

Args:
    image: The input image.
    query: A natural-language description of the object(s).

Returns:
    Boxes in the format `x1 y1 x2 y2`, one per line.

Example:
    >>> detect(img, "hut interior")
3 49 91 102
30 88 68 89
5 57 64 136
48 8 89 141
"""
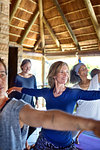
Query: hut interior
1 0 100 148
8 0 100 95
9 0 100 58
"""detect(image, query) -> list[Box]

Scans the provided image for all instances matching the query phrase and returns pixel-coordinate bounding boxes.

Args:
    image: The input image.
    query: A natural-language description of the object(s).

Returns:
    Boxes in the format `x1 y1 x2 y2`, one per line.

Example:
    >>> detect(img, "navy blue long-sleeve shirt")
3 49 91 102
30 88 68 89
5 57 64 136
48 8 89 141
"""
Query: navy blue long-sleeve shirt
22 87 100 146
13 75 37 107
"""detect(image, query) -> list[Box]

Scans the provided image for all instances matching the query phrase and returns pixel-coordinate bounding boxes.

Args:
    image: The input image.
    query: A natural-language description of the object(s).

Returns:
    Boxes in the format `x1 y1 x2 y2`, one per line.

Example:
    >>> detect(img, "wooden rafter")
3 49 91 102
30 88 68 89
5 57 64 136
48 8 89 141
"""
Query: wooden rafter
34 38 41 51
83 0 100 40
52 0 81 50
19 10 39 44
43 16 60 48
10 0 22 23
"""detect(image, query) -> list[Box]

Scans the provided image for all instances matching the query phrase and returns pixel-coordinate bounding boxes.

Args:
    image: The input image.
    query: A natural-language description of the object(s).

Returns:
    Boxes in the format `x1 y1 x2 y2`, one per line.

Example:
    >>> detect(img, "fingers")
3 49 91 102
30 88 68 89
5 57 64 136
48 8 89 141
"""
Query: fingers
6 87 14 95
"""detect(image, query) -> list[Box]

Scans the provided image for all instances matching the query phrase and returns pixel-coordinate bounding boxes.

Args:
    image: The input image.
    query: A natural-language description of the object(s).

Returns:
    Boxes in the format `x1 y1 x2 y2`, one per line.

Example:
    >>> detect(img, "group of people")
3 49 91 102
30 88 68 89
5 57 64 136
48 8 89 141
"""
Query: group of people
0 58 100 150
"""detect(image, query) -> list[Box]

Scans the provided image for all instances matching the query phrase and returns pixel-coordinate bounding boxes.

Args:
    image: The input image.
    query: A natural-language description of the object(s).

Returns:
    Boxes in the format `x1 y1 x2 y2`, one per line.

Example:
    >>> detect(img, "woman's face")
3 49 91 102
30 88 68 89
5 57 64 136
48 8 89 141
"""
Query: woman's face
55 64 69 85
0 63 7 98
78 65 88 78
21 62 31 74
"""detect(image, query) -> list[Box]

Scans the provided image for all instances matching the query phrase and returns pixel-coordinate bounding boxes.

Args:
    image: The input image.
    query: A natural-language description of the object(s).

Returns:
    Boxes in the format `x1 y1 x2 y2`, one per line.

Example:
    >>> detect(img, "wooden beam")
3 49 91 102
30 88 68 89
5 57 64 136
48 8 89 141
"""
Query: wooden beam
83 0 100 40
10 0 22 23
33 38 41 51
52 0 81 50
45 49 100 57
19 10 39 44
39 0 45 50
43 16 60 48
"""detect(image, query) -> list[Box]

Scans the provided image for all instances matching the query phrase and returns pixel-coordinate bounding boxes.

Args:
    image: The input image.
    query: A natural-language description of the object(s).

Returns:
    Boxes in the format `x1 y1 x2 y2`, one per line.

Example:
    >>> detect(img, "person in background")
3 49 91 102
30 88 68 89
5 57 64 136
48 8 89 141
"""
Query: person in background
1 58 100 150
10 59 39 149
14 59 38 107
8 61 100 150
90 68 100 78
70 63 100 144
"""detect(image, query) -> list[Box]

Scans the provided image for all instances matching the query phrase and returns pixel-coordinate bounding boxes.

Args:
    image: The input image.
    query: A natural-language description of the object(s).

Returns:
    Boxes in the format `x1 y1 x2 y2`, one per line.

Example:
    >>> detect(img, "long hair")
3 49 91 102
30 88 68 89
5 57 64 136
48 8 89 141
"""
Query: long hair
47 61 69 88
70 64 81 84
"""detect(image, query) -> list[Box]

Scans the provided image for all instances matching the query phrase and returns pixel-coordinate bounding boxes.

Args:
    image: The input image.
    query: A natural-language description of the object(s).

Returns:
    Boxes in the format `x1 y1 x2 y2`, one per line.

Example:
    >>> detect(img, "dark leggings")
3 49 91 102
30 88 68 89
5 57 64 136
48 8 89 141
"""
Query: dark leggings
34 134 78 150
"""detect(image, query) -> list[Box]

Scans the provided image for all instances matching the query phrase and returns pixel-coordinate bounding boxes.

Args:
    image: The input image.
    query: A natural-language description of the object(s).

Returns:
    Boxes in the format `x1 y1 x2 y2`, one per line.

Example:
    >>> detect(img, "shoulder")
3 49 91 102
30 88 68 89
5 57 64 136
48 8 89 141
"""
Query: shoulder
9 98 28 110
30 74 36 79
15 74 21 79
73 83 79 88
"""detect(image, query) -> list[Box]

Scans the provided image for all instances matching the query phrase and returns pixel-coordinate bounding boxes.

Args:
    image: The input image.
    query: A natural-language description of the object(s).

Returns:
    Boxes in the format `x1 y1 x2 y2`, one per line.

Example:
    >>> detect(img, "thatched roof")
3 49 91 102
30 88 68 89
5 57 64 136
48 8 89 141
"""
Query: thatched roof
9 0 100 57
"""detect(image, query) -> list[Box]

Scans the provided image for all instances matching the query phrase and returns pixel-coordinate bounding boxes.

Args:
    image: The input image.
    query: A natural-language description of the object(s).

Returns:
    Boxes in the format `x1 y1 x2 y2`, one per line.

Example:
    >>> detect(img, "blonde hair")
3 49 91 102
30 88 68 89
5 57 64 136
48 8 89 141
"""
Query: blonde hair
47 61 69 88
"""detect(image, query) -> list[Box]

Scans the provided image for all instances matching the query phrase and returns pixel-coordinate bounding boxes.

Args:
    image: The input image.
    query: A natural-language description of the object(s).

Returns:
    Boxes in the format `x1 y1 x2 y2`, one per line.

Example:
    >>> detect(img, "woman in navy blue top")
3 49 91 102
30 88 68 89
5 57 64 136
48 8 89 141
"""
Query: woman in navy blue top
13 59 38 107
7 61 100 150
12 59 38 149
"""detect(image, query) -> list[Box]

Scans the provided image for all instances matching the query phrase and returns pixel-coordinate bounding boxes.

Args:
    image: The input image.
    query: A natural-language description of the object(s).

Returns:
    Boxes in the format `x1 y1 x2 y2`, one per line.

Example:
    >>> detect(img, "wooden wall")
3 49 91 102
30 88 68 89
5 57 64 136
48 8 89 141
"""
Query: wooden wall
0 0 9 66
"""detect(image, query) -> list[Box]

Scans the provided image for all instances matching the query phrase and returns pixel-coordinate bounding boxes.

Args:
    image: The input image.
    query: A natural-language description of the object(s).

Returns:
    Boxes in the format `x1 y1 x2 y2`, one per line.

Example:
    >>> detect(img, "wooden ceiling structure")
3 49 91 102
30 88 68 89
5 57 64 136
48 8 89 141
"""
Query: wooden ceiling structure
9 0 100 58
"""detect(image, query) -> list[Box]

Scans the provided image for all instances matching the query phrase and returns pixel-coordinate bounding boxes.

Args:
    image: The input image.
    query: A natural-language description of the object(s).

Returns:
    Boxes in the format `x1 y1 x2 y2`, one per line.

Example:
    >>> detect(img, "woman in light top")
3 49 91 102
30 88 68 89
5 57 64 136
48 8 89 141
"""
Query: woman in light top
70 63 100 143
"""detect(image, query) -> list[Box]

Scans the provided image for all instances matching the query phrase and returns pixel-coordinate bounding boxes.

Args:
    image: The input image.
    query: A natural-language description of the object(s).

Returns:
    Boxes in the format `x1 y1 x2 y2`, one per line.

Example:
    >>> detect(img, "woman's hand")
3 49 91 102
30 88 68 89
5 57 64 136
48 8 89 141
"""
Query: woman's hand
7 87 22 95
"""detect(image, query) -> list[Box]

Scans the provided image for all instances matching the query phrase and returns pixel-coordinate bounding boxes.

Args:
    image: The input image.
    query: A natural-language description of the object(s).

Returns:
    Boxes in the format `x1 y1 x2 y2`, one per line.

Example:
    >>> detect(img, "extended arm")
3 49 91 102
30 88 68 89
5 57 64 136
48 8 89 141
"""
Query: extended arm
7 87 22 94
19 104 100 138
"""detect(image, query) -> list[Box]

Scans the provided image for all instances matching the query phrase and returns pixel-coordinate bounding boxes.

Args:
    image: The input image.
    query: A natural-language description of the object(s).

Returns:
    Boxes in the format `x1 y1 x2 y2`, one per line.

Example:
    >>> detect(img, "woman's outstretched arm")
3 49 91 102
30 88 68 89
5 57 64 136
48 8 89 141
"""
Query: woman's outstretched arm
19 105 100 138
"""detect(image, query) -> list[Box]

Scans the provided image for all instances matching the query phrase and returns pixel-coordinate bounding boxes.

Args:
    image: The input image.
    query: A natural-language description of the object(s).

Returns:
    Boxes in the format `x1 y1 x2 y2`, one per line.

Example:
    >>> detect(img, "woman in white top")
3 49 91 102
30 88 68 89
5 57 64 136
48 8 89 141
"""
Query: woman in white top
70 63 100 143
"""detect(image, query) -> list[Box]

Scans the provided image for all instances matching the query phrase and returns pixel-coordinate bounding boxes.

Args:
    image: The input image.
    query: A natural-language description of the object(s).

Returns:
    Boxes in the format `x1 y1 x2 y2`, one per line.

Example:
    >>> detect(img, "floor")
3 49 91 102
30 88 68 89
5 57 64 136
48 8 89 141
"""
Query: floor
75 132 100 150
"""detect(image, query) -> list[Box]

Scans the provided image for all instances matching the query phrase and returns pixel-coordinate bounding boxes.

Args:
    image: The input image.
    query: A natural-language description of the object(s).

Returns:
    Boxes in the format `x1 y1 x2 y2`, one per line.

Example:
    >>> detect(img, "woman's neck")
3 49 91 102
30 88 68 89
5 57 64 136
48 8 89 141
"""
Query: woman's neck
53 84 66 97
80 78 90 84
79 78 90 90
19 72 31 78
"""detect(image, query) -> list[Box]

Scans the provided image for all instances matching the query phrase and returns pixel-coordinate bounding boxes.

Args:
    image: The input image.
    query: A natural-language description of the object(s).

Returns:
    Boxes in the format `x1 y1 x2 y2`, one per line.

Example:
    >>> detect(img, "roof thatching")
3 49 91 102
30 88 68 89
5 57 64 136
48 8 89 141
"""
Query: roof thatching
9 0 100 57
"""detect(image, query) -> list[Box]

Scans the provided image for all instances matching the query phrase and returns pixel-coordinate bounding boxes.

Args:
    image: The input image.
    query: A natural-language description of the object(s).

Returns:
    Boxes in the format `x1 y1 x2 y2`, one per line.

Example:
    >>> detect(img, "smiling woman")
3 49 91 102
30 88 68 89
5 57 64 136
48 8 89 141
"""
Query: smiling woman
7 60 100 150
70 62 100 144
